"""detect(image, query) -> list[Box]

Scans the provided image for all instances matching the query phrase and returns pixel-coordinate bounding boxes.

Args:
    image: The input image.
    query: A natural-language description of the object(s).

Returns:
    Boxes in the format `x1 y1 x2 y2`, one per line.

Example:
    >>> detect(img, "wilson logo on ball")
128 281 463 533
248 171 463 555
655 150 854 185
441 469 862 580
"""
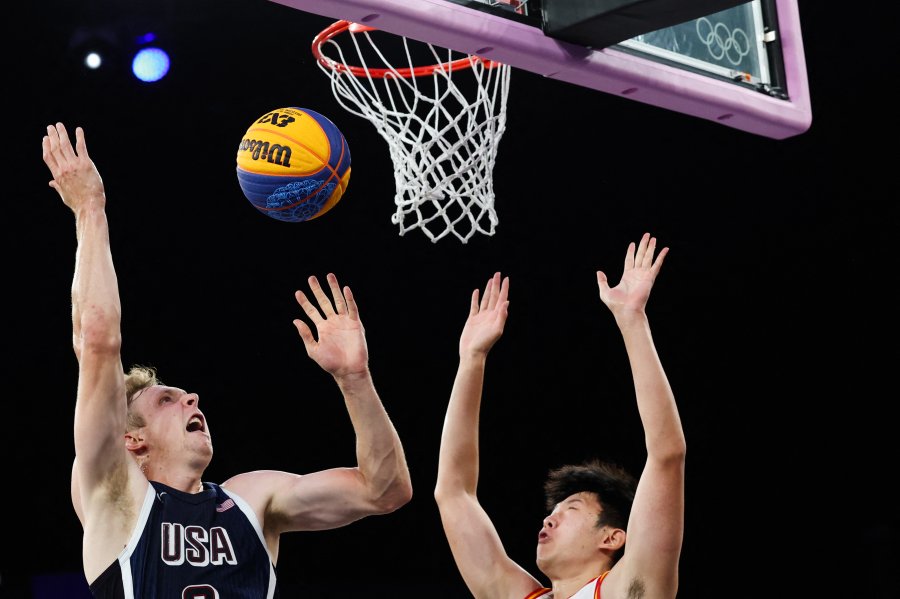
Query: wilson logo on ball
237 139 293 168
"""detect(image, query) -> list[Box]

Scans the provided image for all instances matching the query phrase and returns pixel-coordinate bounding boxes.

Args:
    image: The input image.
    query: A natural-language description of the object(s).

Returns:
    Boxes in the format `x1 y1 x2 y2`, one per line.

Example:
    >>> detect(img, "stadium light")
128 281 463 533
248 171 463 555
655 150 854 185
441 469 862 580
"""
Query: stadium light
131 46 171 82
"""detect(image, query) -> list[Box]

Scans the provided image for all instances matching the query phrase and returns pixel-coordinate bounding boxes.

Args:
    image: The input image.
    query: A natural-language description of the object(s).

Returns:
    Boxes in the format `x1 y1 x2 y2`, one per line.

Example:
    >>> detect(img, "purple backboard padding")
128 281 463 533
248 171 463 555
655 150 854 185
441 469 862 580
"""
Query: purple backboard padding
271 0 811 139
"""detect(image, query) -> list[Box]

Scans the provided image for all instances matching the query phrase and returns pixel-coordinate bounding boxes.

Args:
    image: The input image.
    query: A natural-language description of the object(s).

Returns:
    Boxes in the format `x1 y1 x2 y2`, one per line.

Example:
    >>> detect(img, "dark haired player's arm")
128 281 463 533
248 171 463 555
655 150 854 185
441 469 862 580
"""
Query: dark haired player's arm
596 234 685 599
434 273 540 599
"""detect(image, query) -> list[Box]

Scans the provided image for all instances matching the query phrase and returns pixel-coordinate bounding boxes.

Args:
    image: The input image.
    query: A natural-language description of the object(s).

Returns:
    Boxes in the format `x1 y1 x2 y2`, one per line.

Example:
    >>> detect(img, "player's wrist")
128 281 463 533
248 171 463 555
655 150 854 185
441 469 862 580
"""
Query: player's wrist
614 310 650 331
458 350 489 365
333 368 373 387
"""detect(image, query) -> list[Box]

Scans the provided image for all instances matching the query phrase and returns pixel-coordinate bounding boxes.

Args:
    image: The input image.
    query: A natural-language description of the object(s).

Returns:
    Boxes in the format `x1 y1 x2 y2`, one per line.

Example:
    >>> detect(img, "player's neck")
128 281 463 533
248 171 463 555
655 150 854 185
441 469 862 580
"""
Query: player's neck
154 477 204 494
145 464 205 494
549 569 602 599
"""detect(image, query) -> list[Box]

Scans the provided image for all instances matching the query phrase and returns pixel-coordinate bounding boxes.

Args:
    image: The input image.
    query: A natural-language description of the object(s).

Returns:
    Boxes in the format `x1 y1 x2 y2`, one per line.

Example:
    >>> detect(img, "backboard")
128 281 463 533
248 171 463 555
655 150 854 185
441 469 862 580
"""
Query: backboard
268 0 811 139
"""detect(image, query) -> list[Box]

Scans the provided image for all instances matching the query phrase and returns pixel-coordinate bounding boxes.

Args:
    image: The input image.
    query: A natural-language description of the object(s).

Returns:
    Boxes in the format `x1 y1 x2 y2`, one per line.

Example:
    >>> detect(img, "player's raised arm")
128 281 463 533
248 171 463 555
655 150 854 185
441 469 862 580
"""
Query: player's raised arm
44 123 145 582
434 273 541 599
233 273 412 535
597 233 685 599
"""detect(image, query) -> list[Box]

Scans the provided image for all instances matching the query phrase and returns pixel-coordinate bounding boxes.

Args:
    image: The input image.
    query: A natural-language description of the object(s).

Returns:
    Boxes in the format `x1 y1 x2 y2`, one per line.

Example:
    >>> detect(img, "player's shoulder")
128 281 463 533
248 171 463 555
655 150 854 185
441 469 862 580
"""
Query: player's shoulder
220 469 298 502
222 469 295 488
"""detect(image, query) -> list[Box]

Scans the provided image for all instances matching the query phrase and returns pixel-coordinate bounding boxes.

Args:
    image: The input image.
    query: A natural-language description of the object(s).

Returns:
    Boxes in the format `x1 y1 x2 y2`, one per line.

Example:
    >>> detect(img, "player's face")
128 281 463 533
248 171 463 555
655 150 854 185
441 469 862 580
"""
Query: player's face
132 385 213 465
535 492 605 574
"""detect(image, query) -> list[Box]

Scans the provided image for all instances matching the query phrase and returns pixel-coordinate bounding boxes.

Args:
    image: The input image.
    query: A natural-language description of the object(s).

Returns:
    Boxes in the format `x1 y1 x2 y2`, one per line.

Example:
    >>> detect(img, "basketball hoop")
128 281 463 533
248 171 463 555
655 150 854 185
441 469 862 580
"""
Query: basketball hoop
312 20 511 243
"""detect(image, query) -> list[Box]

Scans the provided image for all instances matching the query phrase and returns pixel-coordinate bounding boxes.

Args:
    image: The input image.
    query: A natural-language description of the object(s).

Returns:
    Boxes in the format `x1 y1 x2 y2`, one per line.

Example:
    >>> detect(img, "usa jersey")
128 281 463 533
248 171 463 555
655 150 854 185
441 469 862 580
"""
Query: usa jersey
89 481 279 599
524 571 608 599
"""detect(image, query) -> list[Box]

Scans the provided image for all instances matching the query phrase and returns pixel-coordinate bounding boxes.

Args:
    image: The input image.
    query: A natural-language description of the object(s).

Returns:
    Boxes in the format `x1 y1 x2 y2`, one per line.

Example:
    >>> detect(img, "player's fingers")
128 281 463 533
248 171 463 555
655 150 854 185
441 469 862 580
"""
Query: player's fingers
56 123 77 162
326 273 346 314
651 246 669 275
343 285 359 320
641 236 657 269
498 276 510 305
42 135 59 173
295 289 324 324
634 232 650 267
307 275 336 317
469 289 480 316
479 277 493 312
623 241 636 272
45 124 61 156
596 270 610 296
292 318 316 347
74 126 90 160
486 272 501 310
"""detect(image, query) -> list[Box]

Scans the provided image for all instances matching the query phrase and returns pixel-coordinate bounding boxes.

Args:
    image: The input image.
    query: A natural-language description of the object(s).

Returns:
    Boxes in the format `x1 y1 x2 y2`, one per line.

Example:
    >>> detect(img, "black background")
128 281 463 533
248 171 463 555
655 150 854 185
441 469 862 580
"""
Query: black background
3 0 896 597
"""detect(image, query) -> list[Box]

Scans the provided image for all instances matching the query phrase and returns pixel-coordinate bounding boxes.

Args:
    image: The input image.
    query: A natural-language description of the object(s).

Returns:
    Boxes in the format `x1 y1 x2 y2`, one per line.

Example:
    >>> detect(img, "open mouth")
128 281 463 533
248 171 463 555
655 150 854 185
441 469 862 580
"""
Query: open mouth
186 415 205 433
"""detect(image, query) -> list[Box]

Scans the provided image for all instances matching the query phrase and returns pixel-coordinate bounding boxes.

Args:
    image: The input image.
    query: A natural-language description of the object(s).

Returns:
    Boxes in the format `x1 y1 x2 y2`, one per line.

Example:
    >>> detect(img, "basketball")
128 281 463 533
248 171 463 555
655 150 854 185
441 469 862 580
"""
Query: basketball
236 107 351 222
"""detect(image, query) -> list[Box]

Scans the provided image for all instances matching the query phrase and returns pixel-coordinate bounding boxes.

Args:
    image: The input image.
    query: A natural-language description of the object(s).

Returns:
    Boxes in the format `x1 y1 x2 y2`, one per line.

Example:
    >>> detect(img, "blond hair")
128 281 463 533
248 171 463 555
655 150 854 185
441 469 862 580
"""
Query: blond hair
124 365 162 430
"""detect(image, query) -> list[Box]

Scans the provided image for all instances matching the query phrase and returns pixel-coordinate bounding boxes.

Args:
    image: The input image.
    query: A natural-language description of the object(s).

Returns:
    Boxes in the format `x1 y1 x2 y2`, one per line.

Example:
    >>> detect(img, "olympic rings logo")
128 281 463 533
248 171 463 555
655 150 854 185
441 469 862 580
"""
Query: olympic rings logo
695 17 750 66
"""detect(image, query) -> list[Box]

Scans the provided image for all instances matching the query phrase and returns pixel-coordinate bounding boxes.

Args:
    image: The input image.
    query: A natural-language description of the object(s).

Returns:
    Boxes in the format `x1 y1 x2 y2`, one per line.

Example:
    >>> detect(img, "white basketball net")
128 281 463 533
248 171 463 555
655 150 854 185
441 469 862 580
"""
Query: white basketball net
315 25 511 243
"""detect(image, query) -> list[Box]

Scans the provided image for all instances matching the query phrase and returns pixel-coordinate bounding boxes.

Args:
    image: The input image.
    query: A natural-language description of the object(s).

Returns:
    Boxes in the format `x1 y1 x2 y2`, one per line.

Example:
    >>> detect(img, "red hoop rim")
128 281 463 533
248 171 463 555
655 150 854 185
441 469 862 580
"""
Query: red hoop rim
312 20 501 79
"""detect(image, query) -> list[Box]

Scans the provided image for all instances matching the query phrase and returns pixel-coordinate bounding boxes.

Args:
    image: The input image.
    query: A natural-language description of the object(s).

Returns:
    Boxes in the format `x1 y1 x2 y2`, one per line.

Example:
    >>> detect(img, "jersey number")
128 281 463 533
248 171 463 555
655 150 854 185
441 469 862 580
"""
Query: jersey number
183 584 219 599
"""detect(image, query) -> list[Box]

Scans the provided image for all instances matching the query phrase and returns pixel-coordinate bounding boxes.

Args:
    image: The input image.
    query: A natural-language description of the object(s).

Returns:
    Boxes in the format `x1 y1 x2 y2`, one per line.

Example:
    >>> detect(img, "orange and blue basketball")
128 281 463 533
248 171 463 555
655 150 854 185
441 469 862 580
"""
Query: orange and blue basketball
236 107 351 222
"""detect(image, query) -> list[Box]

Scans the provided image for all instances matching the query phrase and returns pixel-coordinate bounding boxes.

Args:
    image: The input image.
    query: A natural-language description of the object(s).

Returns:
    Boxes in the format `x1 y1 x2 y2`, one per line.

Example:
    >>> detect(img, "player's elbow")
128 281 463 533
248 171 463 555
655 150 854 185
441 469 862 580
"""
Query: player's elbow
391 479 414 511
79 309 122 354
372 478 413 514
433 482 449 505
433 484 480 526
652 435 686 466
433 479 471 507
80 324 122 355
670 432 687 461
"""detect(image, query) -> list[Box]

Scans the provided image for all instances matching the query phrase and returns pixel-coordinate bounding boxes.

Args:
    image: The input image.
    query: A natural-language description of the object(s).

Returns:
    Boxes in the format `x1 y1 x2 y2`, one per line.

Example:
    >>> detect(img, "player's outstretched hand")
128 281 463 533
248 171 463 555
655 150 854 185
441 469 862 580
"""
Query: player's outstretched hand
293 273 369 378
42 123 105 213
459 271 510 359
597 232 668 321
